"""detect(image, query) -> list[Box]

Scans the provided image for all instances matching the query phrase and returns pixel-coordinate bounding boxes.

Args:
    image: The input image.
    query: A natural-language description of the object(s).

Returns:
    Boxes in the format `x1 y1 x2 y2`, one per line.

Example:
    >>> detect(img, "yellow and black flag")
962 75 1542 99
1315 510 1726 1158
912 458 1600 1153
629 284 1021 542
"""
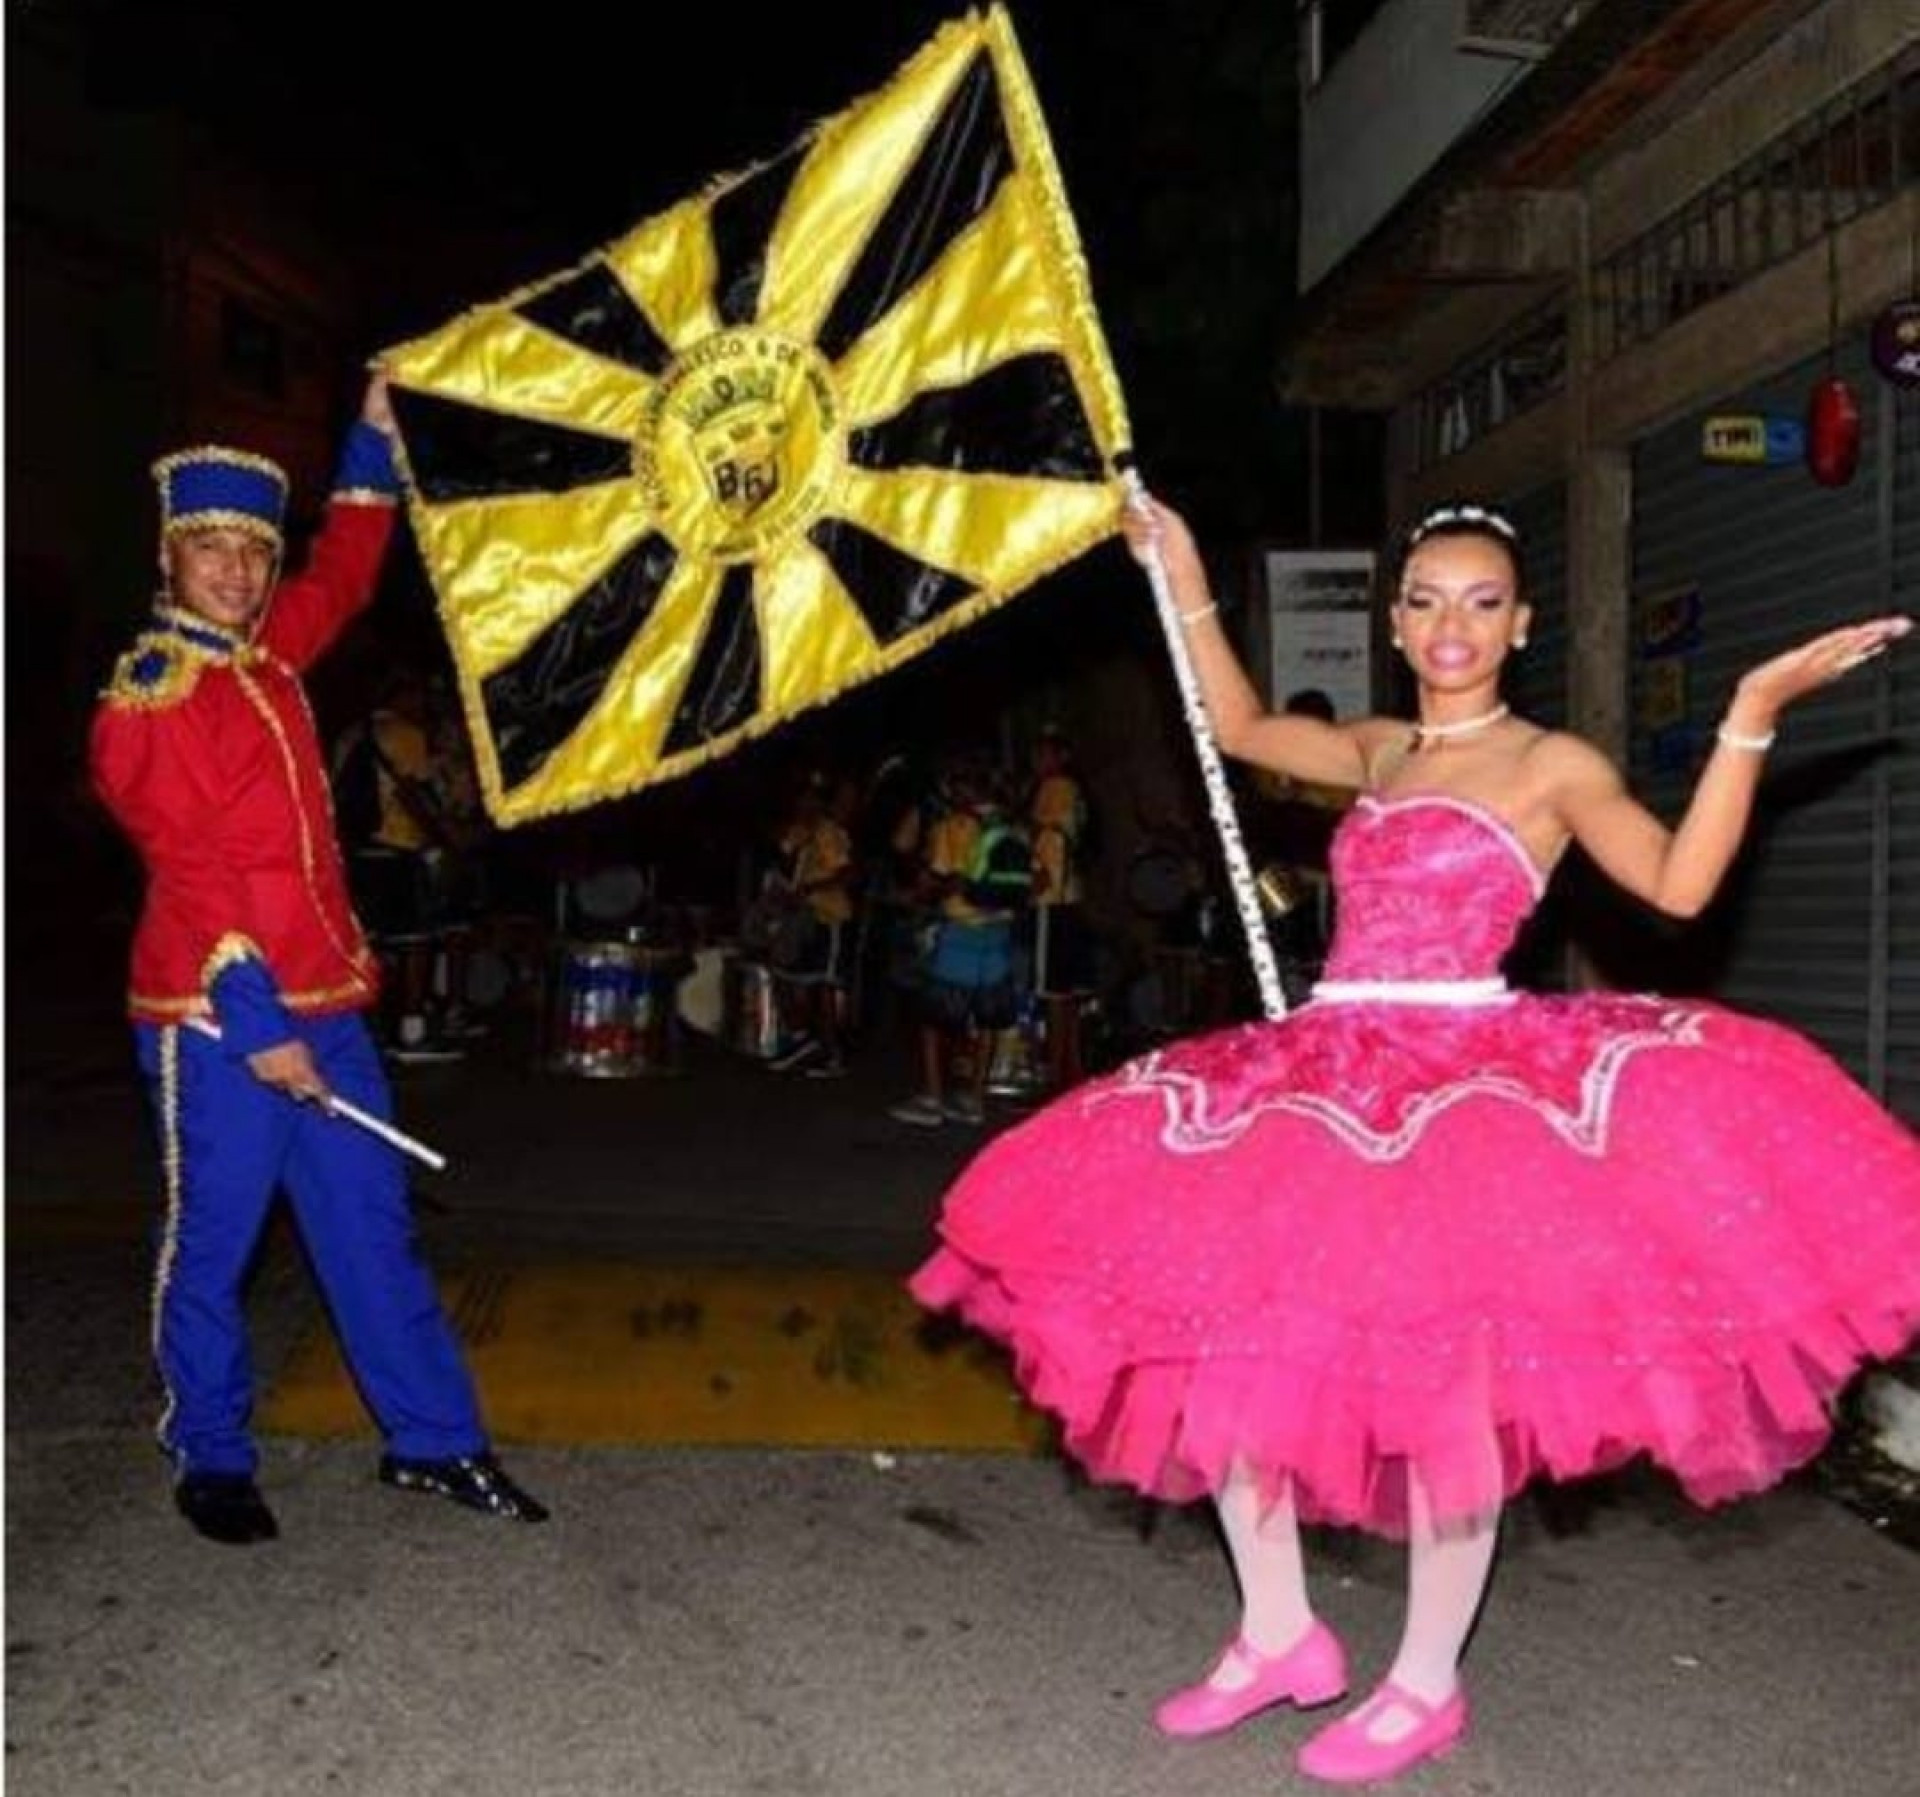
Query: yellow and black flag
383 4 1132 827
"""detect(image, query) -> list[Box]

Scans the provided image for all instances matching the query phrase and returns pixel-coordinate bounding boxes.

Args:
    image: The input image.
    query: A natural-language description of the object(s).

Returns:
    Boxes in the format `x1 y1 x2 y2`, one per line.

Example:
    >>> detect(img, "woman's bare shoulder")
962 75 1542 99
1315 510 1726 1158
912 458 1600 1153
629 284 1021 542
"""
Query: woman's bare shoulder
1517 724 1627 801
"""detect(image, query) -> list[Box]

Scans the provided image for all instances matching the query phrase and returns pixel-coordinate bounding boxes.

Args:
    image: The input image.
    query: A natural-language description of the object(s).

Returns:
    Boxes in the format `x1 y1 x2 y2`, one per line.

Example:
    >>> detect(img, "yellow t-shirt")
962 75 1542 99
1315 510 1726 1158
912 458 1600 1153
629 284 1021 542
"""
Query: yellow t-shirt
927 810 990 923
789 817 854 925
1030 772 1084 907
371 712 433 852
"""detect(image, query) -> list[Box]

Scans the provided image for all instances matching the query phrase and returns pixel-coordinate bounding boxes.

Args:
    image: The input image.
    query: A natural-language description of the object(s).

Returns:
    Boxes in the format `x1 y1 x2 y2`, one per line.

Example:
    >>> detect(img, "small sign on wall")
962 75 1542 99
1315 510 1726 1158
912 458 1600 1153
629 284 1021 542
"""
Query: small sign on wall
1636 585 1701 774
1701 415 1804 465
1264 550 1376 722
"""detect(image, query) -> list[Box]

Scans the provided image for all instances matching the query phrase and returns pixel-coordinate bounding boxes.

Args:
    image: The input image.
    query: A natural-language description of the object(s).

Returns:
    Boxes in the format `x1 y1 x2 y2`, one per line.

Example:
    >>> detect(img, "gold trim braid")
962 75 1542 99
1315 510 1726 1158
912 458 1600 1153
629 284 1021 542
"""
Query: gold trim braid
200 932 265 991
130 974 373 1020
151 1025 184 1455
159 510 284 546
232 665 375 982
152 445 289 485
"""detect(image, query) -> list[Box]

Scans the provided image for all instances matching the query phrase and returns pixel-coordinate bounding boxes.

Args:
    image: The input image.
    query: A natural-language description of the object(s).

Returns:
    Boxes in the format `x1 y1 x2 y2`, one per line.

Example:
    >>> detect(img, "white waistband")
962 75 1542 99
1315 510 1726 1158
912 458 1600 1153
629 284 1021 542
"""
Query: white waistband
1309 977 1514 1007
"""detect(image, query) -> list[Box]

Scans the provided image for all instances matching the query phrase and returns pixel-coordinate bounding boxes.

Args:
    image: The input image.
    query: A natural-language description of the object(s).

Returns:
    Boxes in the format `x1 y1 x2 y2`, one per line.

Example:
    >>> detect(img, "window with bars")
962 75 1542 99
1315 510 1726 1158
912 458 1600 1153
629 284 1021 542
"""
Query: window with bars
1421 300 1568 465
1593 44 1918 363
1418 43 1917 465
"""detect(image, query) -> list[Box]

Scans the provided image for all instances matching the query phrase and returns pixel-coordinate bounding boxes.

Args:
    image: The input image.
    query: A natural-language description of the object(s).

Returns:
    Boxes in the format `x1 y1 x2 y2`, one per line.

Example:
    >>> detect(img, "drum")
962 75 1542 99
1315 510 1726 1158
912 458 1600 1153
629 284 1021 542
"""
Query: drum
546 939 684 1077
723 954 789 1060
570 864 649 928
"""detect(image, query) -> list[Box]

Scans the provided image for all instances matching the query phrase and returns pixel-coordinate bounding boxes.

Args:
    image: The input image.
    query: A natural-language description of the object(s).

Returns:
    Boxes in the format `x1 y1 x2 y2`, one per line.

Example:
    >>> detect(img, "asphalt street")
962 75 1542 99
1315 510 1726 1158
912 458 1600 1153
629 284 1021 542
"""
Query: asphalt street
7 977 1919 1797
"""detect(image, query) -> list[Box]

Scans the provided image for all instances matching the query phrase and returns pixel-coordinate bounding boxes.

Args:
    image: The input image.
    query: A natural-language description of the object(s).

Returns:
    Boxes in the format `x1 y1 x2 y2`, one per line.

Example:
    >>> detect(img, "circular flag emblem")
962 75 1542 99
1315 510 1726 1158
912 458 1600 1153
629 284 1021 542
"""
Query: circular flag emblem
637 330 843 563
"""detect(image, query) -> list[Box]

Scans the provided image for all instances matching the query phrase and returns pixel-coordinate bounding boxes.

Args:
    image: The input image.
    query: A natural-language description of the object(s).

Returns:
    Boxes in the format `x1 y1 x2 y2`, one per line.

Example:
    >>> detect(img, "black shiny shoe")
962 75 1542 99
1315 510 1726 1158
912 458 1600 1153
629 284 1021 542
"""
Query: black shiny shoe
175 1472 279 1545
377 1451 549 1522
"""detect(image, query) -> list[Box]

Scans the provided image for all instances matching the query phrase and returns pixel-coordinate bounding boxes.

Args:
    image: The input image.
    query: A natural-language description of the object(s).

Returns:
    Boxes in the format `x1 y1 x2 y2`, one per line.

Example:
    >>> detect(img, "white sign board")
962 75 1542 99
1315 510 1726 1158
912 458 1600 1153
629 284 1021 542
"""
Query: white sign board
1264 550 1376 721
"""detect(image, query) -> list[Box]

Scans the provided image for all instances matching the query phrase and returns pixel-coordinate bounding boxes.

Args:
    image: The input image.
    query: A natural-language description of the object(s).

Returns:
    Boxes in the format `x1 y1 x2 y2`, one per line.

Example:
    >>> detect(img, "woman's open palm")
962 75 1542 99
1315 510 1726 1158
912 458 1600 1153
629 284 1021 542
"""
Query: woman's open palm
1736 615 1911 715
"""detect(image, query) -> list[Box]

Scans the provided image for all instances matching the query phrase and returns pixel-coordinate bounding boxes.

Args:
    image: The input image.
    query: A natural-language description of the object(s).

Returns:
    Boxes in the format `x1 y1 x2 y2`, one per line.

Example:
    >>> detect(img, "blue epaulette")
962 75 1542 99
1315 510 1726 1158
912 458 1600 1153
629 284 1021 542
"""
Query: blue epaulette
101 631 208 711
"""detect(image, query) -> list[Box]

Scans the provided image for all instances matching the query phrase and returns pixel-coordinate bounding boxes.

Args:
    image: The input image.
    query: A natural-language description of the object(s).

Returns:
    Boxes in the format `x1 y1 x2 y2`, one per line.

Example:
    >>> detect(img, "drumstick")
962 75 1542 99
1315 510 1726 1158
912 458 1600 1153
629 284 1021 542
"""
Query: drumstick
180 1017 449 1172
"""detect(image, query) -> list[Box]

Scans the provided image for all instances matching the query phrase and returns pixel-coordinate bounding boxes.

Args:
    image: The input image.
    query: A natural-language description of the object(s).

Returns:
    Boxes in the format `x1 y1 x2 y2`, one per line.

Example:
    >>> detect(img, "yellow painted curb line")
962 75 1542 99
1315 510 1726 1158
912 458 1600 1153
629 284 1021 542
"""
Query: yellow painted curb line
260 1263 1054 1453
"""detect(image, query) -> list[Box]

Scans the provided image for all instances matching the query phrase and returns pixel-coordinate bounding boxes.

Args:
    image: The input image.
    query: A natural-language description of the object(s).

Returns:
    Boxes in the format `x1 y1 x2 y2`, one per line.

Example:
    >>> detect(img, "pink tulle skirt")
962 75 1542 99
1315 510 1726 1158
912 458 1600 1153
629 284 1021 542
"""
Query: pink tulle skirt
910 994 1920 1537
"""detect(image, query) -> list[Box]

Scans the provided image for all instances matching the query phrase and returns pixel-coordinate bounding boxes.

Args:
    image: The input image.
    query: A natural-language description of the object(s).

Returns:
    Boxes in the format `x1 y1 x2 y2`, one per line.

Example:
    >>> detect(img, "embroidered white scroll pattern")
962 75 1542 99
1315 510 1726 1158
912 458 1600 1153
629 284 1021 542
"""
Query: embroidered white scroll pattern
1088 1004 1711 1163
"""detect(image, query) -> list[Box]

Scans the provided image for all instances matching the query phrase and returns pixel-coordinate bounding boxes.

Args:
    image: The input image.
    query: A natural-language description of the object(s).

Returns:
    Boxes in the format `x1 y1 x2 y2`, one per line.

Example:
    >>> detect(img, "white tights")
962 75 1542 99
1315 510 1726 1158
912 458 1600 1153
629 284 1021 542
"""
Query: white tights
1205 1465 1500 1734
1214 1471 1314 1663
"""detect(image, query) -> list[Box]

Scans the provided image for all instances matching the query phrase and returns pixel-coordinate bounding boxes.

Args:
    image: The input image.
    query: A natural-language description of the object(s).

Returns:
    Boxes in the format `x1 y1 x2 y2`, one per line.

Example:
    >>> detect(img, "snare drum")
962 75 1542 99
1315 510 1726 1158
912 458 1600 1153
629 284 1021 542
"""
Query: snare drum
547 939 684 1077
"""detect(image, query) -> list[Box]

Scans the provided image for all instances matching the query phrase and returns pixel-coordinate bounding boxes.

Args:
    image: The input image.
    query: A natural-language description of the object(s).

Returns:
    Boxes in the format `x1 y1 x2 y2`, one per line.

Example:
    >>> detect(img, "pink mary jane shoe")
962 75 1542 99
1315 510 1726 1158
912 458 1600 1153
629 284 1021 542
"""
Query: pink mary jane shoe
1153 1619 1348 1739
1296 1681 1469 1785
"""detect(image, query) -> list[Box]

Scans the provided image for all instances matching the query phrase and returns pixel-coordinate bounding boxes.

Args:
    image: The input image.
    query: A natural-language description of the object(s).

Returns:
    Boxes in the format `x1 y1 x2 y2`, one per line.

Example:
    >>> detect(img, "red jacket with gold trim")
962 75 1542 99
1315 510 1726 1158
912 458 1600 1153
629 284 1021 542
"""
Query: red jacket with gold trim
91 426 400 1034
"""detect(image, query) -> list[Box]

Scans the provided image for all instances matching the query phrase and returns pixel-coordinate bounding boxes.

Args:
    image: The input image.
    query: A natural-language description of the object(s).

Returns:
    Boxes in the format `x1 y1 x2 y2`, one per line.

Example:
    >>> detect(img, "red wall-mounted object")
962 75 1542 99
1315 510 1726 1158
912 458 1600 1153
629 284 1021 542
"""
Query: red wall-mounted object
1806 375 1861 487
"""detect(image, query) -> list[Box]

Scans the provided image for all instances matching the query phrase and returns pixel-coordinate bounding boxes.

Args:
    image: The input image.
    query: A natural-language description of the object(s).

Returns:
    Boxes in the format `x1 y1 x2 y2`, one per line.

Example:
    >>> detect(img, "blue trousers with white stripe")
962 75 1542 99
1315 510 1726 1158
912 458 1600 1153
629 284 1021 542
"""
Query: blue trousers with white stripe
136 1011 485 1477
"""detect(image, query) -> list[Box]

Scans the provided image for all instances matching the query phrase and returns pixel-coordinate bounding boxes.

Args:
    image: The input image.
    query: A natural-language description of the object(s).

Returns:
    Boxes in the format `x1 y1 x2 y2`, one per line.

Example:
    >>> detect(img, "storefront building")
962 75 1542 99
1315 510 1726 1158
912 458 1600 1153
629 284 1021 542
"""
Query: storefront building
1287 0 1917 1108
1285 0 1919 1475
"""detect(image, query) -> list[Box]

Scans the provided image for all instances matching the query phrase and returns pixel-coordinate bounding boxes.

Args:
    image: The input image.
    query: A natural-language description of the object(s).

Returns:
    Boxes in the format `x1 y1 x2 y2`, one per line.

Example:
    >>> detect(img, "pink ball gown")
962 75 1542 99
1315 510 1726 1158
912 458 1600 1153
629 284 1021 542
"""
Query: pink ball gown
910 792 1920 1536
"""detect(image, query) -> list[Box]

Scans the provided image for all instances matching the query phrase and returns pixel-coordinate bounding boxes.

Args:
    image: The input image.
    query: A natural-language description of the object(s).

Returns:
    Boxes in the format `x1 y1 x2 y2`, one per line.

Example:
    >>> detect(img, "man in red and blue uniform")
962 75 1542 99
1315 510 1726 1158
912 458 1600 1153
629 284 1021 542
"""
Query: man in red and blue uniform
90 375 546 1544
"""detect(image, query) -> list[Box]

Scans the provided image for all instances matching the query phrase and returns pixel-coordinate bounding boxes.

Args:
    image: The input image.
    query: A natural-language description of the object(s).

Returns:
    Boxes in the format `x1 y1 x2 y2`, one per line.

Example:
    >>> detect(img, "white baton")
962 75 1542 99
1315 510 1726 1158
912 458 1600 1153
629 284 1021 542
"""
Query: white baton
180 1016 449 1172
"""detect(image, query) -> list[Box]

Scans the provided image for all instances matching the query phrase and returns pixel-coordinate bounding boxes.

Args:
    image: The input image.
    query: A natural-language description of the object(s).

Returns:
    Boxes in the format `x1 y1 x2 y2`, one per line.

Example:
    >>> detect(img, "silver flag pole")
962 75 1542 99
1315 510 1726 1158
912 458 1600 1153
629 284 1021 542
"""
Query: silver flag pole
1122 471 1288 1022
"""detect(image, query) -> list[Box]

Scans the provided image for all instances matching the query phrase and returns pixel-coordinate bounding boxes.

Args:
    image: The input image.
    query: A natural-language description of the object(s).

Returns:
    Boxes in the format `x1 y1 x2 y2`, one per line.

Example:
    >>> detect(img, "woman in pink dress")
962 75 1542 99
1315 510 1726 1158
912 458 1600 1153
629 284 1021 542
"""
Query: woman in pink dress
909 495 1920 1785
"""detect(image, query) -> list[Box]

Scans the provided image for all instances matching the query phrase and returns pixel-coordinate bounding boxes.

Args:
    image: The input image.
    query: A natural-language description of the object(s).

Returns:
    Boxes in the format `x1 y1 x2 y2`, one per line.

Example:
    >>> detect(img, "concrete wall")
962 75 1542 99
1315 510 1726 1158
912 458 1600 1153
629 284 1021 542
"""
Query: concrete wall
1390 0 1916 503
1590 0 1915 256
1394 184 1916 506
1300 0 1539 290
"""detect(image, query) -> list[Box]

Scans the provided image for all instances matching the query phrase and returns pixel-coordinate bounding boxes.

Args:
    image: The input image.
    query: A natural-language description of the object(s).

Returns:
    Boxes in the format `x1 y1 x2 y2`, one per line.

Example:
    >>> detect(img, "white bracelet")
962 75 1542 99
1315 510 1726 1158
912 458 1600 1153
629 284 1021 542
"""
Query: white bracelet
1178 603 1218 627
1715 723 1777 752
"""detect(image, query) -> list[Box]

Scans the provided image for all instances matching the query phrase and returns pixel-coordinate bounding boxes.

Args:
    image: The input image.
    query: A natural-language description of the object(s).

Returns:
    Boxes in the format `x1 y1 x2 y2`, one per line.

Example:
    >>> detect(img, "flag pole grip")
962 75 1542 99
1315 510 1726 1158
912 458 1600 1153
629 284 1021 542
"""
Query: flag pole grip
1120 470 1289 1022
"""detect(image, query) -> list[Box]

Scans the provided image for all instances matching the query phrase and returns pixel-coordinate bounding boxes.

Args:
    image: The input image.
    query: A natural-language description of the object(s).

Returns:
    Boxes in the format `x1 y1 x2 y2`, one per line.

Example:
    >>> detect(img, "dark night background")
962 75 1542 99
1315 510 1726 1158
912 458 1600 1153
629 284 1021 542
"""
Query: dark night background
9 0 1384 977
53 0 1324 533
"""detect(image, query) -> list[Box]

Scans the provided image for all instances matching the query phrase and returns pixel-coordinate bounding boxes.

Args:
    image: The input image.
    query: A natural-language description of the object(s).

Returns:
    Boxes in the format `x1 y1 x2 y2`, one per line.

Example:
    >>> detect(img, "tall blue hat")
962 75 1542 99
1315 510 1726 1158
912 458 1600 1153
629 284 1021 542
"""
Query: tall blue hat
151 445 288 550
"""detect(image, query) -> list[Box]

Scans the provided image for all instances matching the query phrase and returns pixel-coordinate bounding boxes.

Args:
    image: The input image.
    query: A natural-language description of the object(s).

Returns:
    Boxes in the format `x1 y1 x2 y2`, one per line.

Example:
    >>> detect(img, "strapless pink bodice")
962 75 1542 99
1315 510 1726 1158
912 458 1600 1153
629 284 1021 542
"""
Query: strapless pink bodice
1318 794 1543 984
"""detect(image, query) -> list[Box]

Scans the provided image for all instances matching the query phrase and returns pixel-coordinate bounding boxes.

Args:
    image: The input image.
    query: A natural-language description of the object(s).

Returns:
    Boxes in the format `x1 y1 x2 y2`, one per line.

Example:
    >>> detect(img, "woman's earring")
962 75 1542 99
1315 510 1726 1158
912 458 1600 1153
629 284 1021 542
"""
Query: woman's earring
1391 634 1404 650
1512 635 1528 650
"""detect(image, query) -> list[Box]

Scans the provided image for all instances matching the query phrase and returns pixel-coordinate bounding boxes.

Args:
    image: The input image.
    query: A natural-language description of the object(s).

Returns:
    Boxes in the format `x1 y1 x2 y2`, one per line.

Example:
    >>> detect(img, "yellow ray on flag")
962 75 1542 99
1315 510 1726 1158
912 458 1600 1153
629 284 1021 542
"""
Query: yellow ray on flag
411 484 658 675
835 178 1081 431
388 308 655 440
382 5 1131 827
754 19 993 350
601 198 724 354
496 555 727 821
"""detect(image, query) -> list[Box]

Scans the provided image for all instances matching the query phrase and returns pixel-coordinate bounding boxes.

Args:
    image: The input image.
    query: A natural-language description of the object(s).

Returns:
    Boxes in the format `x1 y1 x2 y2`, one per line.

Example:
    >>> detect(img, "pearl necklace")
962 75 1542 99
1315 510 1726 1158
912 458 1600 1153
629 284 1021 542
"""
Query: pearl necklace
1412 702 1509 744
